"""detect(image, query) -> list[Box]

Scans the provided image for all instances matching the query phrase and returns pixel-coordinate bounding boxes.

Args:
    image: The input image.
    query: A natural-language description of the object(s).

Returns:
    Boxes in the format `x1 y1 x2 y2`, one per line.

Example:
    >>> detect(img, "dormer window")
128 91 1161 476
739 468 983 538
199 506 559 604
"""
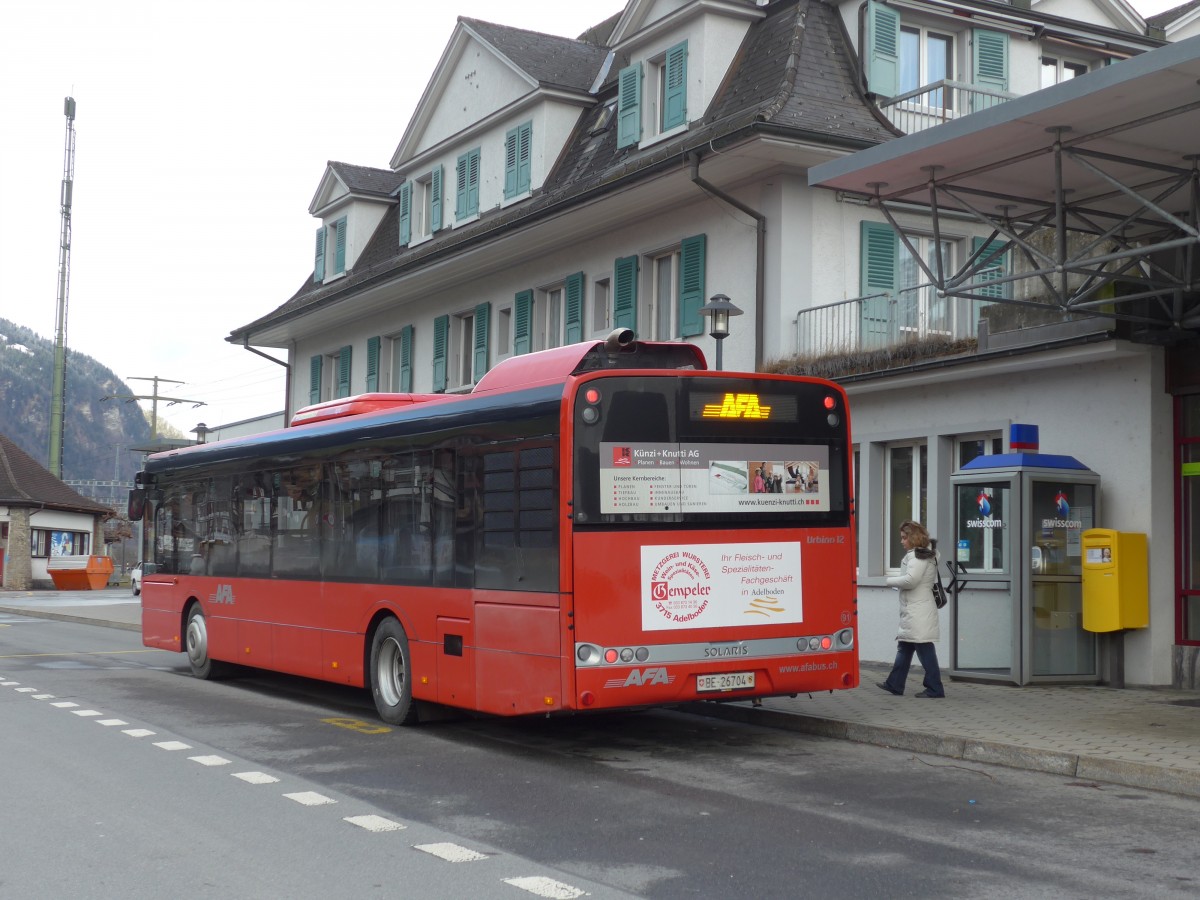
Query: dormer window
617 40 689 150
313 216 347 282
399 168 444 247
455 147 481 222
656 41 688 133
503 122 532 202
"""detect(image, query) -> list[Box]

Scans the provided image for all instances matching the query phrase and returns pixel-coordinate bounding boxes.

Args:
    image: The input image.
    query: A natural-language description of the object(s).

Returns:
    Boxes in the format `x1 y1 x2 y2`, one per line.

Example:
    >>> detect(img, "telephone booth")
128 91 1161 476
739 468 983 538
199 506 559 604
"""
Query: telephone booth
949 425 1100 685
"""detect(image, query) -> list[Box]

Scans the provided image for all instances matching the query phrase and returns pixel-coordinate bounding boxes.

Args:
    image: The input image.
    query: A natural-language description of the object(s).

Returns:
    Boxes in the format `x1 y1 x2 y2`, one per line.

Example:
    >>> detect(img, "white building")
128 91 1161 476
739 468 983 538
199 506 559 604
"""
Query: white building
230 0 1200 688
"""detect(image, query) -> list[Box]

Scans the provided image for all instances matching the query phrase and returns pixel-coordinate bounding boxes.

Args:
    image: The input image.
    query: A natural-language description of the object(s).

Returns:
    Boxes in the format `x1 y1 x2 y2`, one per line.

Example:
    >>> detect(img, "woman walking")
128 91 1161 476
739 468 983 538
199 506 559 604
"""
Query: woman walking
878 520 946 698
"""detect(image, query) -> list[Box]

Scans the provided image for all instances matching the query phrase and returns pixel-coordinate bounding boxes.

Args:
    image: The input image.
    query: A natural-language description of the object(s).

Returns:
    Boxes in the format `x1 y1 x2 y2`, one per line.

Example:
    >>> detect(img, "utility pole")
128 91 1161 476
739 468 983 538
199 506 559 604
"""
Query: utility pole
48 96 77 477
102 376 206 439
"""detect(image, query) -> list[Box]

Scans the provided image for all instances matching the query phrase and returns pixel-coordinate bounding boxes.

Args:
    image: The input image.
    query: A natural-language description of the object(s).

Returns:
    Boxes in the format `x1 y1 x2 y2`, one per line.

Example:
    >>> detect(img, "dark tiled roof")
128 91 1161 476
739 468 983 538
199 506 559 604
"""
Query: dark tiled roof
1148 0 1200 28
577 11 623 46
710 0 895 144
327 161 404 197
0 433 113 515
461 17 611 92
233 0 891 339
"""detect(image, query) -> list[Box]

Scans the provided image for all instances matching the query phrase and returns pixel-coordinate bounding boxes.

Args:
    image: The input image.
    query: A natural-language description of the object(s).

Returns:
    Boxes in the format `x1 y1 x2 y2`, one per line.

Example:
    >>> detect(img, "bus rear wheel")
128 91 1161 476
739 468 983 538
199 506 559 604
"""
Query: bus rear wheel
369 618 418 725
185 604 230 680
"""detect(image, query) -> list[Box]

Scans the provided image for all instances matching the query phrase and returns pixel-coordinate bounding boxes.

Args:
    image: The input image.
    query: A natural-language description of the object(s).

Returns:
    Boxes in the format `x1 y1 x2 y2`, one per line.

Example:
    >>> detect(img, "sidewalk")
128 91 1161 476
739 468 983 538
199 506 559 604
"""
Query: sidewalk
4 588 1199 799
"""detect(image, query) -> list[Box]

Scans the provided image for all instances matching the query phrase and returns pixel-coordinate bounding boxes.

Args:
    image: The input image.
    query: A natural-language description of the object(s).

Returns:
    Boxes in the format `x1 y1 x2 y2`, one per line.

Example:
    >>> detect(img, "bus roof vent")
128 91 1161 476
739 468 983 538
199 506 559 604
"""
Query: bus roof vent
472 332 706 394
290 392 450 426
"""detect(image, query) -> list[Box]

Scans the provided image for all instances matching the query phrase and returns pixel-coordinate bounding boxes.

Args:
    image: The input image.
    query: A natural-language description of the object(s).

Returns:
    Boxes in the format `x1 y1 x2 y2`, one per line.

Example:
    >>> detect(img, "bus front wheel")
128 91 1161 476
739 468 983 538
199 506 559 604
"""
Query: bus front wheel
369 618 418 725
185 604 229 680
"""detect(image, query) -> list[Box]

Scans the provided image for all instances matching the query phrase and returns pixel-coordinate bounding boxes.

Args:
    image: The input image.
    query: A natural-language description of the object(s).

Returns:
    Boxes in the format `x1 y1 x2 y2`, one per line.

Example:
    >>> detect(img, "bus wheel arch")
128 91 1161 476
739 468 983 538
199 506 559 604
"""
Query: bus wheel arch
368 615 418 725
184 600 231 681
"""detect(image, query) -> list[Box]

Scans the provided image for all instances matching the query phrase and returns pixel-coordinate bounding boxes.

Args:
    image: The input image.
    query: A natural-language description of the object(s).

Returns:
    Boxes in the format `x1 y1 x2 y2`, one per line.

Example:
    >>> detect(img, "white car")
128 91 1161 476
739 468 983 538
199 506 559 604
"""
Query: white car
130 562 143 596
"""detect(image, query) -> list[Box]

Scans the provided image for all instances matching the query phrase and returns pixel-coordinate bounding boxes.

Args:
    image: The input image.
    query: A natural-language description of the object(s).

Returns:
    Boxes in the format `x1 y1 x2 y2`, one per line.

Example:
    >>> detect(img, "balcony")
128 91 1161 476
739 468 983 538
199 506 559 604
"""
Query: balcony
879 80 1017 135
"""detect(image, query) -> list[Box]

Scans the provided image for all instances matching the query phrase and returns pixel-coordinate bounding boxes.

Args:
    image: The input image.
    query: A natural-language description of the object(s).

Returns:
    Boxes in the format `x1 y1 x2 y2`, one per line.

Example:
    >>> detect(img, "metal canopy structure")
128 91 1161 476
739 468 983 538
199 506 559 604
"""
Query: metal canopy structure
810 36 1200 340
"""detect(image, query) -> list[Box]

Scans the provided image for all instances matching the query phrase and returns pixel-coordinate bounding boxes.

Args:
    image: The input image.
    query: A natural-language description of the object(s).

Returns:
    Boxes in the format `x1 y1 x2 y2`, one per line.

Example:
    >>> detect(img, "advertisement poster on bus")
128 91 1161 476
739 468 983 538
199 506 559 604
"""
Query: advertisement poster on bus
600 442 829 515
641 541 803 631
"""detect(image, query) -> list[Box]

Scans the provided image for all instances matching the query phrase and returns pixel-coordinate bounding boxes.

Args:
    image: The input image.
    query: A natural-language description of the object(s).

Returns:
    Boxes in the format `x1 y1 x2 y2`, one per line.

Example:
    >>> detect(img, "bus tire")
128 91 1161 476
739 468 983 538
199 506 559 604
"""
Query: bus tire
185 604 230 680
369 618 418 725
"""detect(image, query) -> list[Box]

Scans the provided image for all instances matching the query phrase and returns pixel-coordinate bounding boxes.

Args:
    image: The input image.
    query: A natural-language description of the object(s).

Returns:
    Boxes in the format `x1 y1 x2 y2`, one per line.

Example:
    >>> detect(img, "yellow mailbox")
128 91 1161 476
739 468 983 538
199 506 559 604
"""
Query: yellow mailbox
1081 529 1148 632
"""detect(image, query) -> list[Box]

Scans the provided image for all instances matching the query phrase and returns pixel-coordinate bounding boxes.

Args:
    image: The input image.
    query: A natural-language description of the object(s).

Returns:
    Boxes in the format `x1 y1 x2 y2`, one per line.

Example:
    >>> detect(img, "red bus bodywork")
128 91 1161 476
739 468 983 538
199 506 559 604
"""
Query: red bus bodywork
137 335 857 719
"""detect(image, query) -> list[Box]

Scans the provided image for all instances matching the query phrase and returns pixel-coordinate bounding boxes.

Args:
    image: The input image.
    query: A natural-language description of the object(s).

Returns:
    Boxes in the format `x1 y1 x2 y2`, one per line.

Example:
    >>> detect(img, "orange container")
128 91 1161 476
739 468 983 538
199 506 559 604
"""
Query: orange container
47 555 114 590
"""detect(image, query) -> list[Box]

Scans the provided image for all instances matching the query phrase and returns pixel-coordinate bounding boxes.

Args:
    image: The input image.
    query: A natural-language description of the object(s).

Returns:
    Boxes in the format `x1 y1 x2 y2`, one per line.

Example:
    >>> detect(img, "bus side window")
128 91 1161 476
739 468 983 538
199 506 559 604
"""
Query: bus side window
236 473 272 578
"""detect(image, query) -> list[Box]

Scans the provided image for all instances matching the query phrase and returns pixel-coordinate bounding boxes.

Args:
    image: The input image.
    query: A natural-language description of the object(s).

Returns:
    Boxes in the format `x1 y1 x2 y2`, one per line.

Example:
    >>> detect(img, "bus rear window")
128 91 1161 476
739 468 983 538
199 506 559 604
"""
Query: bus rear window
572 375 849 526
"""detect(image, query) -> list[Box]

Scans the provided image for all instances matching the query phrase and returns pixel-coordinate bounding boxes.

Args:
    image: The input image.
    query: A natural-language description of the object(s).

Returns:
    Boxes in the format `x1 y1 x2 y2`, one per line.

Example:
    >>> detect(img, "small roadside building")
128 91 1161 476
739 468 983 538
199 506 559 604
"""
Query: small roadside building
0 433 114 590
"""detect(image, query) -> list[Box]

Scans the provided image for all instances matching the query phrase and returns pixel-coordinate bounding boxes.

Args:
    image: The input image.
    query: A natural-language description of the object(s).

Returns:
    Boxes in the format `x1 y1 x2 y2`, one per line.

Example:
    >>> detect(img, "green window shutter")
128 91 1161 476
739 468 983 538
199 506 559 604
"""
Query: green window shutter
617 64 642 149
308 355 323 405
334 216 347 274
678 234 706 337
972 236 1008 300
513 290 533 355
613 255 639 331
518 122 532 194
399 325 413 392
865 0 900 98
662 41 688 130
432 315 449 392
860 221 898 346
313 227 326 282
467 149 480 215
564 272 584 344
430 166 443 233
973 29 1009 92
398 182 412 245
366 335 381 392
457 149 480 217
473 302 491 382
504 127 518 199
337 345 352 398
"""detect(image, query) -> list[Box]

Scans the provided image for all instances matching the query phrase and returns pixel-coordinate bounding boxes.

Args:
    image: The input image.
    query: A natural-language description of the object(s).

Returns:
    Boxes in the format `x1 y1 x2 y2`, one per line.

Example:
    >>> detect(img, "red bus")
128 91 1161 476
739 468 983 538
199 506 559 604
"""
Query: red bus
131 331 857 724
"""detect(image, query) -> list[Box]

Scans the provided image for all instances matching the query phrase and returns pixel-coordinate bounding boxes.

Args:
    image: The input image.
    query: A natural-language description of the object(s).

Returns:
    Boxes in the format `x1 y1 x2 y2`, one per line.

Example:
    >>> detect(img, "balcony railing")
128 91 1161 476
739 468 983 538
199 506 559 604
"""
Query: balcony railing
879 80 1018 135
794 285 986 359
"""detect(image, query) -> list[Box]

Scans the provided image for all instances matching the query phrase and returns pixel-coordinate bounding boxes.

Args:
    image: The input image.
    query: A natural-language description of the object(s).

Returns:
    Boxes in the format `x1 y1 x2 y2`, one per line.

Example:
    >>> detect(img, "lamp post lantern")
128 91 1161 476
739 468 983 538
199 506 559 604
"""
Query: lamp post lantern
699 293 743 371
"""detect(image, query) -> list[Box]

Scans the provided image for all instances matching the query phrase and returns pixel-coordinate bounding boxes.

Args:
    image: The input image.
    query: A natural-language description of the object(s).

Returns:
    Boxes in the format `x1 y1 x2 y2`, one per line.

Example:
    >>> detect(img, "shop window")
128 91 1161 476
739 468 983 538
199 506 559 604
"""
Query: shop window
886 442 928 569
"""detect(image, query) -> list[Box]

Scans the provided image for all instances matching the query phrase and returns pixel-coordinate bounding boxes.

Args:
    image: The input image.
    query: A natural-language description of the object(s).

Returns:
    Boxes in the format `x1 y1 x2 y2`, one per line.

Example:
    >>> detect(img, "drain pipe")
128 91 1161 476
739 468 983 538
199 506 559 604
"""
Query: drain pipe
689 153 767 370
242 337 293 425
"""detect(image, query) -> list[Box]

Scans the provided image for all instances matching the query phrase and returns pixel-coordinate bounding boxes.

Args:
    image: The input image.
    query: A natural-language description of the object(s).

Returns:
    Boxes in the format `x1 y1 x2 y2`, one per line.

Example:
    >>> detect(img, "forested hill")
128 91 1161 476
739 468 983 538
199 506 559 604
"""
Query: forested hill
0 317 152 483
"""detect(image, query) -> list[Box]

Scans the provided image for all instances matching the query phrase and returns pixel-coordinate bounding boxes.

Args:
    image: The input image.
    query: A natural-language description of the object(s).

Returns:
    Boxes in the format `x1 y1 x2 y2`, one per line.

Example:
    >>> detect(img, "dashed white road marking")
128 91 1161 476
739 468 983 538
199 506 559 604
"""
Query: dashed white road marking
1 681 18 686
71 709 102 717
232 771 280 785
503 876 587 898
415 842 488 863
189 755 231 767
51 701 79 708
284 791 336 806
344 815 406 832
153 740 192 751
33 694 55 699
123 728 155 738
15 687 37 693
96 719 127 726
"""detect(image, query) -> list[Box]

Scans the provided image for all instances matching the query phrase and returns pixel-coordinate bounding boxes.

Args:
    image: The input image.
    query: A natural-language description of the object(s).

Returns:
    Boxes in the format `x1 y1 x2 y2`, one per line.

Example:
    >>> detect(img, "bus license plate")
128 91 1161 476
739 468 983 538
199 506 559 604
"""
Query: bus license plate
696 672 755 692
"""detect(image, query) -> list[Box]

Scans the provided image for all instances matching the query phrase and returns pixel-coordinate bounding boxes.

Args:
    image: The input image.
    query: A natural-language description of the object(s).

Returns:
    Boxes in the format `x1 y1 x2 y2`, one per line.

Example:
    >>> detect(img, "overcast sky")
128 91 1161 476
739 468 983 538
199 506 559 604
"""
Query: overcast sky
0 0 1179 436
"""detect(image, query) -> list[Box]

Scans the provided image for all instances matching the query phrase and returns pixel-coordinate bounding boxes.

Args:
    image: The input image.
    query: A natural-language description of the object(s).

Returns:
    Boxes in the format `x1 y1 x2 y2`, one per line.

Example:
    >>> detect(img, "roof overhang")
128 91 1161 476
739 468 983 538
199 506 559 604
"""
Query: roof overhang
809 36 1200 334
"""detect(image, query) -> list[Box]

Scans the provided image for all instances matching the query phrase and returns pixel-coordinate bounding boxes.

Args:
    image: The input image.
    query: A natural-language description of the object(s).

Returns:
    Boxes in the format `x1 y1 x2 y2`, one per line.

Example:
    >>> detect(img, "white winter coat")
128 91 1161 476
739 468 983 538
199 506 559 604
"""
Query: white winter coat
886 549 940 643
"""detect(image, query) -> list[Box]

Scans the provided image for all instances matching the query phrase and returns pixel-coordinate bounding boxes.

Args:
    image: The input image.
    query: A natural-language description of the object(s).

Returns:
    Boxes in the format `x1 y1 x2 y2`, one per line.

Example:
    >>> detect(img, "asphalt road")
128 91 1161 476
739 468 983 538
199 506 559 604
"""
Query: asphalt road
2 612 1197 899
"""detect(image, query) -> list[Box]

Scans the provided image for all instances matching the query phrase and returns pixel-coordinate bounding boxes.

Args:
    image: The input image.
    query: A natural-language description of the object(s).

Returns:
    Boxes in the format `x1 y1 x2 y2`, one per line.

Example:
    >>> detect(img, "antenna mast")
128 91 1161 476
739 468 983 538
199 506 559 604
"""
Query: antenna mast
48 96 77 477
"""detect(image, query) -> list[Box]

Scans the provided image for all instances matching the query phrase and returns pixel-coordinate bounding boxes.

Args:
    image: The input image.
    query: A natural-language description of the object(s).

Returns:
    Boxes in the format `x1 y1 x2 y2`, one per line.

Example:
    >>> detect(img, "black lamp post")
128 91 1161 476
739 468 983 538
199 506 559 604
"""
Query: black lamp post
699 293 744 371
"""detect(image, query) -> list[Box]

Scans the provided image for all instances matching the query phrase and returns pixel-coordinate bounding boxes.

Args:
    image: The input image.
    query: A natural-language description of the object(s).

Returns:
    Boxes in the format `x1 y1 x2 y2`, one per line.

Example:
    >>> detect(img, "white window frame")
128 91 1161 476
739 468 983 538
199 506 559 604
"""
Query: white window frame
592 275 611 336
899 24 956 110
897 234 956 339
496 304 513 361
1040 55 1089 89
885 441 928 571
535 283 565 351
412 172 435 245
640 47 689 147
641 246 681 341
453 311 475 389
